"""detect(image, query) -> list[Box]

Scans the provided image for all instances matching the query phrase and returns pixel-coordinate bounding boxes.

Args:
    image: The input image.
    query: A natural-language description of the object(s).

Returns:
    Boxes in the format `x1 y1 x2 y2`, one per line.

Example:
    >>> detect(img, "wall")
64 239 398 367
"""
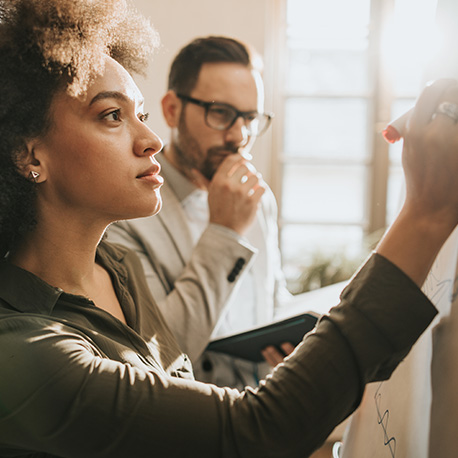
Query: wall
131 0 279 181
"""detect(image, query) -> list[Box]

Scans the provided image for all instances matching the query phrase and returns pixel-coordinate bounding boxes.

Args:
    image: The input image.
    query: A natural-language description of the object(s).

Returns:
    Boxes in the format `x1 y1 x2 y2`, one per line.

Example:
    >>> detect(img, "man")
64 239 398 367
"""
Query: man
107 36 293 389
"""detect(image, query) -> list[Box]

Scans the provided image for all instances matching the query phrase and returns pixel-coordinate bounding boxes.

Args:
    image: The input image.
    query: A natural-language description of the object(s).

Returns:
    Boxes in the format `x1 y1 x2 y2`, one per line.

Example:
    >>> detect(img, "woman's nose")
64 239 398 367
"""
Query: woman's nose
135 125 164 157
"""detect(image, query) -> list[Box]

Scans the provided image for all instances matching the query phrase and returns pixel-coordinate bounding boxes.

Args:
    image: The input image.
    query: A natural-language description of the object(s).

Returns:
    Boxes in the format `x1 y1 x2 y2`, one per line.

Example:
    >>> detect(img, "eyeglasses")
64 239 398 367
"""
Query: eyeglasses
177 94 273 137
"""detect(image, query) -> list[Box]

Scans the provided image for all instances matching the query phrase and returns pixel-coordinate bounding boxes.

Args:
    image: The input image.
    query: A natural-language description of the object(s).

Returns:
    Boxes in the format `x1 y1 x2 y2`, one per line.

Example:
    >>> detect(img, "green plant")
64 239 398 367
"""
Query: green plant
289 228 385 295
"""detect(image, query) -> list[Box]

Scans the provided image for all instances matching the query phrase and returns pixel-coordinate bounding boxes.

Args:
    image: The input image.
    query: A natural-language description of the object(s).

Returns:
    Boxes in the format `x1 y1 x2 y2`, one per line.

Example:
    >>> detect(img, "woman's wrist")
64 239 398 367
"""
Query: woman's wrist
376 203 457 287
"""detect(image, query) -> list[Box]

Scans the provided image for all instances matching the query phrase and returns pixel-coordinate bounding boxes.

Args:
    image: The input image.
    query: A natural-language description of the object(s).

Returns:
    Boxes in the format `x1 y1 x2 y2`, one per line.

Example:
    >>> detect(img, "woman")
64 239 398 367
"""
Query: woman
1 1 458 457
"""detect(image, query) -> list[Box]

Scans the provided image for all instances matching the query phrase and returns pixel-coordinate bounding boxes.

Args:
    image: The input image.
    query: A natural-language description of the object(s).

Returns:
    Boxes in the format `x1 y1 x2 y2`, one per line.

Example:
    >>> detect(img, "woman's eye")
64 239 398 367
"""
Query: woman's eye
104 110 121 122
138 112 149 123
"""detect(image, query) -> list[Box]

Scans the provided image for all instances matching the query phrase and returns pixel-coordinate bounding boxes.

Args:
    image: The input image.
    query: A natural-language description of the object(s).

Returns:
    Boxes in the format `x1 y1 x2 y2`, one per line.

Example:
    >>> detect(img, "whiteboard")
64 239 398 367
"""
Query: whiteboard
339 0 458 453
340 227 458 458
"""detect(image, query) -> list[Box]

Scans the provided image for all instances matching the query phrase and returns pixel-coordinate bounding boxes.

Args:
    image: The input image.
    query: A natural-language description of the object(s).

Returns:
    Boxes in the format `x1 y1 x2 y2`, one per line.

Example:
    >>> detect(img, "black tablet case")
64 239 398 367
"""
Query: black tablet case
206 312 319 362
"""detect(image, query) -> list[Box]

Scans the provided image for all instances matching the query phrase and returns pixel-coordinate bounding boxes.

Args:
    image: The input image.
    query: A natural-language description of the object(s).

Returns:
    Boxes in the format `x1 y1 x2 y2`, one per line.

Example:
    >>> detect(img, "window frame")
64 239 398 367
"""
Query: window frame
268 0 403 270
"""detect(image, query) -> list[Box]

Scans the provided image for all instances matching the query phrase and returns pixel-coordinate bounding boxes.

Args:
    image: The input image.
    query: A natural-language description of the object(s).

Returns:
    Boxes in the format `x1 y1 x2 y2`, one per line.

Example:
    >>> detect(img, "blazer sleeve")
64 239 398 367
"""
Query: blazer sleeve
107 221 257 360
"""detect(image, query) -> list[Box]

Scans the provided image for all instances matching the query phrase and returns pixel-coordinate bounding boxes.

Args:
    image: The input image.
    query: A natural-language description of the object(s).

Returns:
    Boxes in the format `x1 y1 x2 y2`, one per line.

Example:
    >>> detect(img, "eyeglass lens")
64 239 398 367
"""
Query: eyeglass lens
206 104 269 136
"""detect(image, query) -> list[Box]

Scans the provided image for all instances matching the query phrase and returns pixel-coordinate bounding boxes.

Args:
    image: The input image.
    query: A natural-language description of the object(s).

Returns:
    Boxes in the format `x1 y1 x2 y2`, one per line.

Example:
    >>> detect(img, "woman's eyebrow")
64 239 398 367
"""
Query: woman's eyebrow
89 91 144 107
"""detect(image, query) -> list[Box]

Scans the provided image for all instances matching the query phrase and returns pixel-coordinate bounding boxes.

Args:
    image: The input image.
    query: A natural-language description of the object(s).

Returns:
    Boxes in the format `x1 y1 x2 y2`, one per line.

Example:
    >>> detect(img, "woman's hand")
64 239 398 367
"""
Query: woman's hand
377 79 458 286
403 79 458 226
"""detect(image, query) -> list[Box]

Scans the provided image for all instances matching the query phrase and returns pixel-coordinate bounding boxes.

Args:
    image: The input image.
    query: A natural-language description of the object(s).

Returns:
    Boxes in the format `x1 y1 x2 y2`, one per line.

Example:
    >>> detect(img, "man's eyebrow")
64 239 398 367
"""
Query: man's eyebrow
89 91 144 107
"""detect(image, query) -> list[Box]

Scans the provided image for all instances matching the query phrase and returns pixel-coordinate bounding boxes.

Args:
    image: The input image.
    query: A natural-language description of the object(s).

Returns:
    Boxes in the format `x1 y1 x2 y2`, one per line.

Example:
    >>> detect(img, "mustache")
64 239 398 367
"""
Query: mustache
208 144 240 155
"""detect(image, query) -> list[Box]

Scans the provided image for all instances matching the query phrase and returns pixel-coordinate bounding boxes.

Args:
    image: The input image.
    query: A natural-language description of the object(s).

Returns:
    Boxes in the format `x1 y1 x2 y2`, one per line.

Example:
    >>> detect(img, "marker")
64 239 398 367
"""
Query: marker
382 108 413 144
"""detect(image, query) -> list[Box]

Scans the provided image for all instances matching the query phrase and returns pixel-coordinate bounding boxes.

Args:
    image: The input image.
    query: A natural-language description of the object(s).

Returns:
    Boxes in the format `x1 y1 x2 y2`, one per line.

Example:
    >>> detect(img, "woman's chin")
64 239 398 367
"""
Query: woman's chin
136 196 163 219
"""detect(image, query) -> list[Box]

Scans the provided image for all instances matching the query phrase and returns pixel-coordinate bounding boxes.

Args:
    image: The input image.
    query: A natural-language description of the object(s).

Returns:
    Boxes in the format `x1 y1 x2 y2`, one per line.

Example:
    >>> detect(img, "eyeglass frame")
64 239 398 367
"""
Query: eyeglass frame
176 93 273 137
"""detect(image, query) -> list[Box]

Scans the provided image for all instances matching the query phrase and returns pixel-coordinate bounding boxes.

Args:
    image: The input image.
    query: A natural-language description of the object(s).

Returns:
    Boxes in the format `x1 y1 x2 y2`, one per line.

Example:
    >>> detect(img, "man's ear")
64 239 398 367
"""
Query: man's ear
17 139 48 184
161 90 182 128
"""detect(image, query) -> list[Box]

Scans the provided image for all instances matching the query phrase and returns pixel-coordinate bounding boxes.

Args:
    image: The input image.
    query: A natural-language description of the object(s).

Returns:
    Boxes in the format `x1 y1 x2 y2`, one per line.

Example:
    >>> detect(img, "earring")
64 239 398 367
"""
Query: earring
29 170 40 183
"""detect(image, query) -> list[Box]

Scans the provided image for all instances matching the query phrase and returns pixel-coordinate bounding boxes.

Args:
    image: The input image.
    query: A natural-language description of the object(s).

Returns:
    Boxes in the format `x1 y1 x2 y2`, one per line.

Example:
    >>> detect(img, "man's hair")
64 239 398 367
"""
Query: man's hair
168 36 262 95
0 0 158 256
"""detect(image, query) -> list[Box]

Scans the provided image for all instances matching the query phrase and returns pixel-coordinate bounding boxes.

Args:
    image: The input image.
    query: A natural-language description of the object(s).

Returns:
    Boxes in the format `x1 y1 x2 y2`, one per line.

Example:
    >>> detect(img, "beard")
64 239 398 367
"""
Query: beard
173 113 243 181
200 145 240 180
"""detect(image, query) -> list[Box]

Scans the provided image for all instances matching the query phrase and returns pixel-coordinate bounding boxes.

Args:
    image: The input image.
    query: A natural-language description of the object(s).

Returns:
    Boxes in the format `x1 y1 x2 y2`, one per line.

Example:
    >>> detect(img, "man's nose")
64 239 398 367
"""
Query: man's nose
224 116 249 147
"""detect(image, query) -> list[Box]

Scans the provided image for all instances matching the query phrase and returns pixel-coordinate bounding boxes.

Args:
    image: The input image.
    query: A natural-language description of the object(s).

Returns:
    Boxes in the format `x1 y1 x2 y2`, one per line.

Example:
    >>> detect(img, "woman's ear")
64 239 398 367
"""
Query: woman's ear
17 139 48 184
161 90 182 128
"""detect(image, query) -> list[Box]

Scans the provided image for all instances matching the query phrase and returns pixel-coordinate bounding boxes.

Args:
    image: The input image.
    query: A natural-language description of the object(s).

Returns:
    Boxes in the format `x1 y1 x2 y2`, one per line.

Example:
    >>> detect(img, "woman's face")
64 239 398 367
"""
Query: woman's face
34 56 164 224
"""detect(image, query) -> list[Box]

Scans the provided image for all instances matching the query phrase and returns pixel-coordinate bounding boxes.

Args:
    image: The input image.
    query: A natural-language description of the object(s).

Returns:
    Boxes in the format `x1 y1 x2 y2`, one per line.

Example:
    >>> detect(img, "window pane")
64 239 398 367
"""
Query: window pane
281 224 365 272
386 166 405 224
286 0 371 49
286 48 369 94
383 0 439 96
284 98 369 158
281 164 366 223
386 100 411 225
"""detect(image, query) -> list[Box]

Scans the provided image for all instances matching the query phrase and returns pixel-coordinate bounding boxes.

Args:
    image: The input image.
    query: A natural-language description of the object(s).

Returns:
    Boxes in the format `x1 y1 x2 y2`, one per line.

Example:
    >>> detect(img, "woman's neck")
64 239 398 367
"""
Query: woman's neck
8 217 106 295
9 218 127 324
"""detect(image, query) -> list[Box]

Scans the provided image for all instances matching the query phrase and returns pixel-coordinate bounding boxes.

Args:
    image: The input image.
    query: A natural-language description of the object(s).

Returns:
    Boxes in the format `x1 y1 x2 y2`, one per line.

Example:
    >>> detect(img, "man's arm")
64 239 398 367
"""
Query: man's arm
107 221 257 361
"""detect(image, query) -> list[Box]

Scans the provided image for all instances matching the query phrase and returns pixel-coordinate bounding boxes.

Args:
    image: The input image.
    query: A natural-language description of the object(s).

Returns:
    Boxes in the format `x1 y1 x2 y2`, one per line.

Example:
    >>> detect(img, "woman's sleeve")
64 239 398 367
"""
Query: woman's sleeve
0 253 436 458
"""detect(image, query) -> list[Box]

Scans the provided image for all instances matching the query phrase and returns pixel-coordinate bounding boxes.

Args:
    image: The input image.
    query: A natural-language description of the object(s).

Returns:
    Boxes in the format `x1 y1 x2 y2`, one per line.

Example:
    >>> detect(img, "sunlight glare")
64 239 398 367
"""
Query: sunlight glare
381 0 441 95
287 0 371 50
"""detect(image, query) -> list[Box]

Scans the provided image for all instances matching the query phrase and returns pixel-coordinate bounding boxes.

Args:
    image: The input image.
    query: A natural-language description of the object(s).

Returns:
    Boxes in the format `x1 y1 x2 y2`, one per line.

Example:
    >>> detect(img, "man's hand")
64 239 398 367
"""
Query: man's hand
191 154 266 235
261 342 296 367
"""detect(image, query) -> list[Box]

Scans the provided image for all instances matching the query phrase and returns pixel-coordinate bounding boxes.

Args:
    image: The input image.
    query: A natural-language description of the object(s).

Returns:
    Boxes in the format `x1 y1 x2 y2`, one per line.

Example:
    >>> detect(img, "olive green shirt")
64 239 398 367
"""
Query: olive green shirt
0 242 437 457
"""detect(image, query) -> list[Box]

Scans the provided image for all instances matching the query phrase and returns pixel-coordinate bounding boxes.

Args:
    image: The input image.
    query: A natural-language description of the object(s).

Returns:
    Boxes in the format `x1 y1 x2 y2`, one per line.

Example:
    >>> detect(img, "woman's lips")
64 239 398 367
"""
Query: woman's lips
137 167 164 187
138 174 164 186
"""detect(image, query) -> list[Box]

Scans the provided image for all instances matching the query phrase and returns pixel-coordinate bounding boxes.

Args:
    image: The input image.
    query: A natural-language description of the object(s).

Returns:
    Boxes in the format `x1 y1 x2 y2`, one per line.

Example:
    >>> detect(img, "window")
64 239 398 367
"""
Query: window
275 0 440 287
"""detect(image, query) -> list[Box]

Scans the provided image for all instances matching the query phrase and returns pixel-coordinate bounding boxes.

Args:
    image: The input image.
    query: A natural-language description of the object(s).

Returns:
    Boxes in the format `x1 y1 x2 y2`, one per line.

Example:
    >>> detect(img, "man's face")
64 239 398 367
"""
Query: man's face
172 62 264 180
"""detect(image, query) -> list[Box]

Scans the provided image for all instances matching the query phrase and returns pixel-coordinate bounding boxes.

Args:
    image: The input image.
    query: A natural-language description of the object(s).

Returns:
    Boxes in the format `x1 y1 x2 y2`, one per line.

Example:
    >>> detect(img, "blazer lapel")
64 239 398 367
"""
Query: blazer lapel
156 169 195 265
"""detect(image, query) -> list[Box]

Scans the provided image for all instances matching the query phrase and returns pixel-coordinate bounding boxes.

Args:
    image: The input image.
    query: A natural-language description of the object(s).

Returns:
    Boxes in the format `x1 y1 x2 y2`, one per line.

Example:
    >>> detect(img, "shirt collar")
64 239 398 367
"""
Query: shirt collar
157 150 201 203
0 258 63 314
0 241 126 315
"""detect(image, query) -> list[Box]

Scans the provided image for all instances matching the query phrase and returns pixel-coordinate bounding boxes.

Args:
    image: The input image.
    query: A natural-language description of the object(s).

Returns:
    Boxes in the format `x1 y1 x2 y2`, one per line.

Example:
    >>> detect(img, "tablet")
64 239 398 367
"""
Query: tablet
205 312 319 363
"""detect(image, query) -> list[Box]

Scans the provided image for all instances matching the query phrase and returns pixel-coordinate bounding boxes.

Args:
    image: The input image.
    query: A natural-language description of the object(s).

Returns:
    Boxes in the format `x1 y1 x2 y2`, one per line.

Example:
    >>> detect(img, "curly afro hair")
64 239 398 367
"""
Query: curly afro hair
0 0 159 257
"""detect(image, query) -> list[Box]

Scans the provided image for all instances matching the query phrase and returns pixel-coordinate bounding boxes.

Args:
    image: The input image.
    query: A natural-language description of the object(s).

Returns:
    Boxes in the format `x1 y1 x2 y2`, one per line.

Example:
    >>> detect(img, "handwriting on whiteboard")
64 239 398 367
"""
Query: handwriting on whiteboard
374 382 396 457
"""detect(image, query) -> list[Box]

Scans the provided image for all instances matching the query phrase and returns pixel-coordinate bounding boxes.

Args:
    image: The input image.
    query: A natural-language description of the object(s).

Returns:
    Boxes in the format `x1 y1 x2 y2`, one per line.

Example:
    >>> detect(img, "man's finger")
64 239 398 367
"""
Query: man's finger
249 185 266 202
216 153 246 177
243 174 260 190
230 163 253 182
280 342 295 356
261 345 285 367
